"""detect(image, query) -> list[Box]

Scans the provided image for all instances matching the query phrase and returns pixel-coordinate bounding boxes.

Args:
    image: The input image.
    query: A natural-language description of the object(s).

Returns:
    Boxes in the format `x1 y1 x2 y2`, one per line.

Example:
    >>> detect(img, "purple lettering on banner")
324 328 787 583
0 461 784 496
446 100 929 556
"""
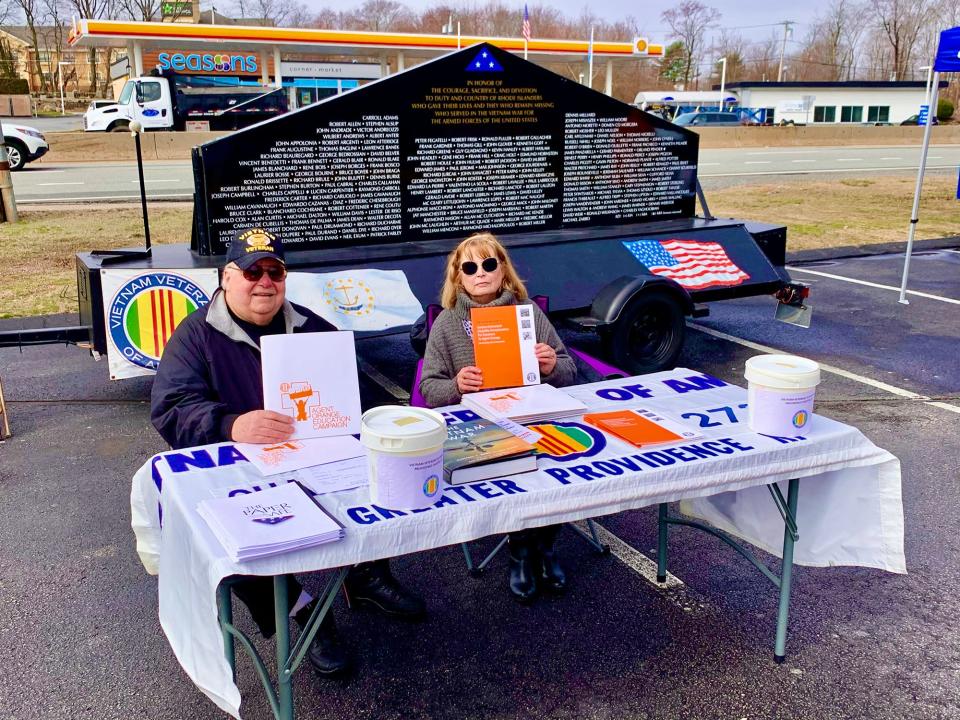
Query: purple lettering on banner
680 443 718 459
719 438 756 451
701 440 735 454
758 433 806 444
490 479 527 494
623 383 653 398
544 467 572 485
663 374 727 394
372 504 407 520
470 482 503 499
592 460 625 476
164 449 215 473
218 445 248 466
569 465 605 481
347 506 380 525
609 456 644 472
641 451 675 466
596 387 634 401
663 447 697 463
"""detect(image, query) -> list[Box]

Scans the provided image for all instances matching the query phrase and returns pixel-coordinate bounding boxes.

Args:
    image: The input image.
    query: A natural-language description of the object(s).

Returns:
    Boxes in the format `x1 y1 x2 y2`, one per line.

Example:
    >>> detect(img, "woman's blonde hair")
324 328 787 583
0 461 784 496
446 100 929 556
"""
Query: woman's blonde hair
440 233 528 309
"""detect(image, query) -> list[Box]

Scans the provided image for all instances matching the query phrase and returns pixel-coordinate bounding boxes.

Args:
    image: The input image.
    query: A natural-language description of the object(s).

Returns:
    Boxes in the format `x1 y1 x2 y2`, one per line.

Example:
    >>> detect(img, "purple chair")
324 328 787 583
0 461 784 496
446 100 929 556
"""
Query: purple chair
411 295 616 575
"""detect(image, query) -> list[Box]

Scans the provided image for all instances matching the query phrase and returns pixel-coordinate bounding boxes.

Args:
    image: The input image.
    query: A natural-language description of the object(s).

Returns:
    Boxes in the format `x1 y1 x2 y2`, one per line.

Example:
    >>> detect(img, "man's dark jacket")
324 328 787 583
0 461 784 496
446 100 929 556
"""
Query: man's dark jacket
151 289 336 450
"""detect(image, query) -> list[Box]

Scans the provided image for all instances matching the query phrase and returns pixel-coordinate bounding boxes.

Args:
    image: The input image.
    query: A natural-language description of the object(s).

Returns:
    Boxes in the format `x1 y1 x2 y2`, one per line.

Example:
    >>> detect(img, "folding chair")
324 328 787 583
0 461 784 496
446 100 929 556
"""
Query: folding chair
410 295 621 575
0 372 9 440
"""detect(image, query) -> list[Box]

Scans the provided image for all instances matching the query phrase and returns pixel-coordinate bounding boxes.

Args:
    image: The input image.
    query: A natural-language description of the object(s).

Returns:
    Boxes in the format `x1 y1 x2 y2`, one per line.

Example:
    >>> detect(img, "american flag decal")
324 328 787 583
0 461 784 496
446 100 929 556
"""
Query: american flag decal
622 239 750 290
252 515 294 525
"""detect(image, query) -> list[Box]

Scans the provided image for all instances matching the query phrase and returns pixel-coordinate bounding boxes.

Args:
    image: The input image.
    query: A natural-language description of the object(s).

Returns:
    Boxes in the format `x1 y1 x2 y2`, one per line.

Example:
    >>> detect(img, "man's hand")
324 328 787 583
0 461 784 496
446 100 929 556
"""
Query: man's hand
535 343 557 375
230 410 295 444
456 366 483 394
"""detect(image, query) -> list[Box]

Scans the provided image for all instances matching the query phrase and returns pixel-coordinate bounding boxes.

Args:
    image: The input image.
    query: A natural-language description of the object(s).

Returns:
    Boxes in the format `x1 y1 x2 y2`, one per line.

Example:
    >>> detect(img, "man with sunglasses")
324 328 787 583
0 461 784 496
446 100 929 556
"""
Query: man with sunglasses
151 228 426 679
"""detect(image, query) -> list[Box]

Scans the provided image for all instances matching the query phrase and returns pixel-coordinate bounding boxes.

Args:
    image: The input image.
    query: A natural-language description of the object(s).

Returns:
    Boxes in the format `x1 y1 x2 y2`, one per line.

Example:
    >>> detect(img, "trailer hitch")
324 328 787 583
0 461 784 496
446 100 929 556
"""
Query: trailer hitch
773 282 812 328
774 282 809 307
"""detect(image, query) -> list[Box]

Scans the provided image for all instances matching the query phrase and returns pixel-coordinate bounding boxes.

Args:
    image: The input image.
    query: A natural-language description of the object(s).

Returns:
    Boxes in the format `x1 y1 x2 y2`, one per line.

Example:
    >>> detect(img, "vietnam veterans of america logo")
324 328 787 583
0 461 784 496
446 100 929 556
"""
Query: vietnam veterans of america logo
529 421 607 462
108 272 212 370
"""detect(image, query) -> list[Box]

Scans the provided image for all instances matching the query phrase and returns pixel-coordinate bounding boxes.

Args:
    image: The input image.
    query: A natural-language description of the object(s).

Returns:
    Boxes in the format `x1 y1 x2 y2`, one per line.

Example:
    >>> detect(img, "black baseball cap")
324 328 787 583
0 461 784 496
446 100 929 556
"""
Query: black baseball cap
225 228 285 270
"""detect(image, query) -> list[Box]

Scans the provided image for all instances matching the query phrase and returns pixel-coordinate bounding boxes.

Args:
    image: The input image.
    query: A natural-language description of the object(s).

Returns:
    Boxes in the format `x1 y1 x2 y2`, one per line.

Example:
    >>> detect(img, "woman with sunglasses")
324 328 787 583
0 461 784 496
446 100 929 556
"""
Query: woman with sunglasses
419 232 576 603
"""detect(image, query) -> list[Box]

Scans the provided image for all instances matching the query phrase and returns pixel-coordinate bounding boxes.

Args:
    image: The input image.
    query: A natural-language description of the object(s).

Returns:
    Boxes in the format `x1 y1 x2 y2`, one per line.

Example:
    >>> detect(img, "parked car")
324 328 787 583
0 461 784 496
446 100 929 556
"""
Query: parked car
672 111 757 127
2 124 48 171
900 114 939 126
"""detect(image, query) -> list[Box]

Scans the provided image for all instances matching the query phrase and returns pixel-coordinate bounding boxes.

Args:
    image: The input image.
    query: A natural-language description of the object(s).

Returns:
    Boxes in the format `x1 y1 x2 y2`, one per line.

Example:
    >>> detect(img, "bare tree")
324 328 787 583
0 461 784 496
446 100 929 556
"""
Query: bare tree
11 0 49 91
344 0 414 32
870 0 929 80
68 0 111 93
119 0 161 21
743 33 781 82
660 0 720 87
710 30 746 84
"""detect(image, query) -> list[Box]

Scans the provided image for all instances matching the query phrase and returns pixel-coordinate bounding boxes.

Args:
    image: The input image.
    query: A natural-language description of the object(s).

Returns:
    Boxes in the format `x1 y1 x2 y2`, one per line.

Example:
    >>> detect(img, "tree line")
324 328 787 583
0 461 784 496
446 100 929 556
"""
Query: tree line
1 0 957 105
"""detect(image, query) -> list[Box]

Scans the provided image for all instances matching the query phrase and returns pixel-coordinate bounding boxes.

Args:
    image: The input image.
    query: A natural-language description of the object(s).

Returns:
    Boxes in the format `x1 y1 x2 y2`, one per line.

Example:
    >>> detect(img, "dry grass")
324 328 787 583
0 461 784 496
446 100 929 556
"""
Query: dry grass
0 204 192 318
708 175 959 251
1 175 957 318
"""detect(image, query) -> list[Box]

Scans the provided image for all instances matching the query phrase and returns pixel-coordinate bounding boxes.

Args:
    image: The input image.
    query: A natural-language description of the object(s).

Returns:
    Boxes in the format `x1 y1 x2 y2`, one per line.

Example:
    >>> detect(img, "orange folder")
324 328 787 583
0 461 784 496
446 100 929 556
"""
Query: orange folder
471 305 524 390
582 410 685 447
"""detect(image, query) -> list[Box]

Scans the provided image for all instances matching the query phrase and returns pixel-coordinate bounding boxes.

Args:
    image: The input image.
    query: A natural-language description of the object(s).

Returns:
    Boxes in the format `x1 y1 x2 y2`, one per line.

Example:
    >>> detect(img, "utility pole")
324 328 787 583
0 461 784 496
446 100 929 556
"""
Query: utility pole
0 118 18 223
777 20 794 82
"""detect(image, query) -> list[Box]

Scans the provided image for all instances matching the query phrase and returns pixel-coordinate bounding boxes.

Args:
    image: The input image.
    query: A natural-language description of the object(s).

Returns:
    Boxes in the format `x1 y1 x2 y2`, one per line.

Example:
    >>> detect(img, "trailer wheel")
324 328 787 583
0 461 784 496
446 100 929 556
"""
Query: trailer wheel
109 123 130 133
603 289 686 374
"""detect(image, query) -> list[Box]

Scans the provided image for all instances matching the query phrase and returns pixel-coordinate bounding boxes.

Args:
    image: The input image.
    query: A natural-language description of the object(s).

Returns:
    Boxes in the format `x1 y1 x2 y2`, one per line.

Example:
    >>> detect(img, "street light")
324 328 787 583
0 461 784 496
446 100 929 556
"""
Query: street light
717 57 727 111
58 61 71 116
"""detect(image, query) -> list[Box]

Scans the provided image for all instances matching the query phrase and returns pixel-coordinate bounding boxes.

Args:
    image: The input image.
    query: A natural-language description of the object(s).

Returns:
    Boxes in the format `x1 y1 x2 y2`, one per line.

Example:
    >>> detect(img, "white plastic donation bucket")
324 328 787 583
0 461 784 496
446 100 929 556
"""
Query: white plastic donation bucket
744 354 821 436
360 406 448 510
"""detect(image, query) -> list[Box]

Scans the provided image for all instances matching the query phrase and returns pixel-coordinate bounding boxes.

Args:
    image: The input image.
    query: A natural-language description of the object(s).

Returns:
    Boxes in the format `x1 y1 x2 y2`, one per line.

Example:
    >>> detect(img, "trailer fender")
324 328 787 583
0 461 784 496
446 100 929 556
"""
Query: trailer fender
589 274 693 326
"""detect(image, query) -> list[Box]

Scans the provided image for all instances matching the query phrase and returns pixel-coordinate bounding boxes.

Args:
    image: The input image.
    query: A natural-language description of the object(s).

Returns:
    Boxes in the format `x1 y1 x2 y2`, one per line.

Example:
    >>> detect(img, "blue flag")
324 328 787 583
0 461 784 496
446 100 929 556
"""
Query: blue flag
934 26 960 72
466 49 504 72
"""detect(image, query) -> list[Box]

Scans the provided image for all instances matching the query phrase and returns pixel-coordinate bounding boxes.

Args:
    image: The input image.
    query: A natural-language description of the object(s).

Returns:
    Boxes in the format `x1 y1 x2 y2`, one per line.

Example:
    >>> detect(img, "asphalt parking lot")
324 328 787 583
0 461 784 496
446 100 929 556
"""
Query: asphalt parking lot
1 239 958 720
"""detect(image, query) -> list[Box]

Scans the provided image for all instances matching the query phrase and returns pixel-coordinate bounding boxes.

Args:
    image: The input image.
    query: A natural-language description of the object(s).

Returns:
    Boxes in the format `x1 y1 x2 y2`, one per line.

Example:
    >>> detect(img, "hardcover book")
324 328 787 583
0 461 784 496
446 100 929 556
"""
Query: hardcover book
443 419 537 484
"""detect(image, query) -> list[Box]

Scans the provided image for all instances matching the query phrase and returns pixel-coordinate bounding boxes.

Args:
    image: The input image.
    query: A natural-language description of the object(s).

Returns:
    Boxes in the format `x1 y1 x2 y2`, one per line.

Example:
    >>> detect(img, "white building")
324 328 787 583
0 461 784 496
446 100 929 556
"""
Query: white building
717 81 945 125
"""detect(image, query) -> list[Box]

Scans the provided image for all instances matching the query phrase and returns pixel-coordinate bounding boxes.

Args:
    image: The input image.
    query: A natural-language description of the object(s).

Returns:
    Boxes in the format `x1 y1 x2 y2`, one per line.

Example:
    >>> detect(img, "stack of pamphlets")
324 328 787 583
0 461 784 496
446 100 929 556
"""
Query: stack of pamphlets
582 408 703 447
462 383 587 424
443 419 537 485
197 482 345 562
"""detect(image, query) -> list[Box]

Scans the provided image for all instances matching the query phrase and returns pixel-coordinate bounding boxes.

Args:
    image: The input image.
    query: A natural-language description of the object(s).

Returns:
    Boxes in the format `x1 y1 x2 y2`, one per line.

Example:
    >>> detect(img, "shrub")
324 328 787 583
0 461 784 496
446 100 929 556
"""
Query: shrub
936 98 954 121
0 78 29 95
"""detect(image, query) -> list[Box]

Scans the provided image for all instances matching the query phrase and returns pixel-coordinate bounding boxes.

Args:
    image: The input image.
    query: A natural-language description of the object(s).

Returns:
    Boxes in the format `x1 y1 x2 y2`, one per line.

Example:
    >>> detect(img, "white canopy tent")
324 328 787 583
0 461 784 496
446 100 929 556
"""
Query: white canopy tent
899 25 960 303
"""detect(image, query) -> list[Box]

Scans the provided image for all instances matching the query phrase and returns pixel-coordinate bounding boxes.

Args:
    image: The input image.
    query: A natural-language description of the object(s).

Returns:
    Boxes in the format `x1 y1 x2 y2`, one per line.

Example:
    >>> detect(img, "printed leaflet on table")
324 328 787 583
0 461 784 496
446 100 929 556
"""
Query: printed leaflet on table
462 383 587 424
443 419 537 485
235 435 364 476
583 408 703 447
261 331 361 440
470 305 540 389
197 481 345 562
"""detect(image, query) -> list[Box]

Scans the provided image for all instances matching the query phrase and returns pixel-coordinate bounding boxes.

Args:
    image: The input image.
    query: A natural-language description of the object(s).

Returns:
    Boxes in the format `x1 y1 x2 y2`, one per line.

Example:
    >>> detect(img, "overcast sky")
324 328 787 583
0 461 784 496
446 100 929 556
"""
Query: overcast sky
304 0 833 44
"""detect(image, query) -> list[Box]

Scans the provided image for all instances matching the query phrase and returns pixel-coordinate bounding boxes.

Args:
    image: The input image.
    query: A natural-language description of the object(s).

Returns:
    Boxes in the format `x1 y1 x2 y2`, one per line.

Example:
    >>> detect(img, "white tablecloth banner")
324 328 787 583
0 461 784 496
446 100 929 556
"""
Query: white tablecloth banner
130 369 905 718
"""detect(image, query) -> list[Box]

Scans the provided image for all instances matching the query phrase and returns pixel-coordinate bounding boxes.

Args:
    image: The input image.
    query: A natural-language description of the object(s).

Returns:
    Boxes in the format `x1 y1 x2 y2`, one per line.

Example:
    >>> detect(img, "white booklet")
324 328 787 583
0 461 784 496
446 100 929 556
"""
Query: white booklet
197 481 345 562
235 435 364 477
261 331 362 440
462 383 587 424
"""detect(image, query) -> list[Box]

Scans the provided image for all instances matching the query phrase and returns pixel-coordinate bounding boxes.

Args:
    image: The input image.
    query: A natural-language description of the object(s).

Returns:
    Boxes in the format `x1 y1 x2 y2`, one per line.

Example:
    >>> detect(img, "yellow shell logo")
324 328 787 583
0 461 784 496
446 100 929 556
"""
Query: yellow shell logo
635 38 648 53
324 277 375 317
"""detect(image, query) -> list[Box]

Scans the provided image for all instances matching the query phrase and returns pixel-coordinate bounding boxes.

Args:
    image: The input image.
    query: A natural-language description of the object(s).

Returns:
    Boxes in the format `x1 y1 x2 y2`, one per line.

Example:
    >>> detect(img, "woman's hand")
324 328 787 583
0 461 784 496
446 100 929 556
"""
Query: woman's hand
535 343 557 375
456 366 483 394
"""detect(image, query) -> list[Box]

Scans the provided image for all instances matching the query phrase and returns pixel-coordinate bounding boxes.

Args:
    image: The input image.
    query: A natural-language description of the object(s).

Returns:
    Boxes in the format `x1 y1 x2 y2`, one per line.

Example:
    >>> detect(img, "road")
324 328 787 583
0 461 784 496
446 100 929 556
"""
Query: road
11 143 960 203
1 243 958 720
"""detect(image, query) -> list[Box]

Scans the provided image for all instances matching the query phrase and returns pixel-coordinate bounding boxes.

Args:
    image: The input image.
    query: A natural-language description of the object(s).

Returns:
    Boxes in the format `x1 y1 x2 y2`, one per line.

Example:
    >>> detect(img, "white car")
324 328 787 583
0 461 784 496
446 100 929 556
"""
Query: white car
3 123 49 171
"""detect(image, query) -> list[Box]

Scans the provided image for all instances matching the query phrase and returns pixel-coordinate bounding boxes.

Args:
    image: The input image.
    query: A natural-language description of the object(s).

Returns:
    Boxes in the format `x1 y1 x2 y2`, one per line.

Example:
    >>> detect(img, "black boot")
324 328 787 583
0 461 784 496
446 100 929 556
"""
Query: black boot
507 532 538 603
294 603 349 676
343 560 426 619
537 525 567 593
